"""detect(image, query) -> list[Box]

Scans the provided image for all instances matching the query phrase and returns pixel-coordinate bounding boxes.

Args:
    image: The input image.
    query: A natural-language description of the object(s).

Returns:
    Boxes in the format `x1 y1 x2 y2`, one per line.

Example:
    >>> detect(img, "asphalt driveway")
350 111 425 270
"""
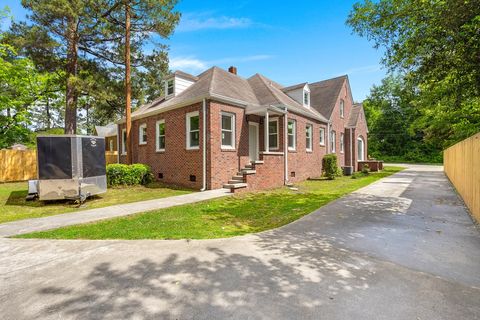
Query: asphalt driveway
1 164 479 319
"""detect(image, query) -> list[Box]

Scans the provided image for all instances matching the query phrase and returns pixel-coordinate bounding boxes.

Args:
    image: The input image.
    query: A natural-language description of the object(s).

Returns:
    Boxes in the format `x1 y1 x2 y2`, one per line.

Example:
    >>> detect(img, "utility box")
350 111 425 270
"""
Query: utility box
35 135 107 201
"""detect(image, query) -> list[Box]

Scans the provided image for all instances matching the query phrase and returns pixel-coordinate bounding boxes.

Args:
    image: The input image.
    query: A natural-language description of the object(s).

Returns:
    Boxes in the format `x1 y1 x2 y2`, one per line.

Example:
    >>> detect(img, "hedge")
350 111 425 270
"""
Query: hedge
106 163 153 186
322 154 342 180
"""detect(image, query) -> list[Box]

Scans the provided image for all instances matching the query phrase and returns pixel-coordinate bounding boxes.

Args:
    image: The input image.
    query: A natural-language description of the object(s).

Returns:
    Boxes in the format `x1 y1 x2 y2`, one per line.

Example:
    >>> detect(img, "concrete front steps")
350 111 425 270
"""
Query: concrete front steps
223 161 264 193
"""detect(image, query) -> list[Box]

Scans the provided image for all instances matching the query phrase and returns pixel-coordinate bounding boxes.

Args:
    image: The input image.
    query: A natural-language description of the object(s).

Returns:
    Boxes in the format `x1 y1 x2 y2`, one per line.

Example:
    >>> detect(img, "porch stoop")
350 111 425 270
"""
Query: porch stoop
223 160 264 193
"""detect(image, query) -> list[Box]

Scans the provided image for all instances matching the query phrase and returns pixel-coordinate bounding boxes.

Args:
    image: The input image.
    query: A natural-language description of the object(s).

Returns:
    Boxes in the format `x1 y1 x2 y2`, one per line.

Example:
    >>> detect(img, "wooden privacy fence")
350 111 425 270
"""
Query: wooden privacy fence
0 149 118 183
444 132 480 223
0 149 37 182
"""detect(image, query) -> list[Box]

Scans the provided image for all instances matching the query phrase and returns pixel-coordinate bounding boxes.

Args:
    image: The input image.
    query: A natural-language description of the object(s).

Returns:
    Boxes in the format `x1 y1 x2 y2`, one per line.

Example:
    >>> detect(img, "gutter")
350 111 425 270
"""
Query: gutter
284 112 288 185
200 98 207 191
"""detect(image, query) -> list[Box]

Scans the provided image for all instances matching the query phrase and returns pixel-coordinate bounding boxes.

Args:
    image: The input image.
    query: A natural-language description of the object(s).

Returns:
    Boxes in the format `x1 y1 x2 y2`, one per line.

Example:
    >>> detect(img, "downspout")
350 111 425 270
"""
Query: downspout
327 122 331 154
350 128 353 169
201 98 207 191
284 113 288 185
116 125 120 163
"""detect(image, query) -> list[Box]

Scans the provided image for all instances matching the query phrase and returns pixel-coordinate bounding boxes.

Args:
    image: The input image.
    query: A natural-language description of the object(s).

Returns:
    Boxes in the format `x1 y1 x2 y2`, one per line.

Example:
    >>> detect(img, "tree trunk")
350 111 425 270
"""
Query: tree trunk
125 0 132 164
65 16 78 134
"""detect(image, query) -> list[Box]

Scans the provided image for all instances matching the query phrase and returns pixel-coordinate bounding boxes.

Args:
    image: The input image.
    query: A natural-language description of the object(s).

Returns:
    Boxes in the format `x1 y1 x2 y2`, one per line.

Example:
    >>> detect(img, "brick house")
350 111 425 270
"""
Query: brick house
117 66 368 192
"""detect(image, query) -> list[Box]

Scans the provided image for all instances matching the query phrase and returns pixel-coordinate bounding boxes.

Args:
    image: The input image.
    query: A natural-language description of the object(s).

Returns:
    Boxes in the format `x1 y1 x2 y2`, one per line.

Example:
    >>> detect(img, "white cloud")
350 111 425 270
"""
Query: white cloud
169 55 274 73
169 57 207 71
177 13 253 32
343 64 382 75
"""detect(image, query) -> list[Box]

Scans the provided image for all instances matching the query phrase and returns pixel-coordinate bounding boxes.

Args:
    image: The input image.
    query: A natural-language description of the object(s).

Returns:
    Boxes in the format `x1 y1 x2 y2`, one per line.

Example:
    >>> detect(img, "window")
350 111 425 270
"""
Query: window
357 136 365 161
303 91 310 106
330 130 336 153
287 119 296 150
109 139 114 151
221 112 235 149
340 133 344 153
166 79 174 96
319 128 325 146
121 129 127 154
139 123 147 145
156 120 165 151
340 99 345 118
268 118 279 150
186 111 200 149
306 124 313 151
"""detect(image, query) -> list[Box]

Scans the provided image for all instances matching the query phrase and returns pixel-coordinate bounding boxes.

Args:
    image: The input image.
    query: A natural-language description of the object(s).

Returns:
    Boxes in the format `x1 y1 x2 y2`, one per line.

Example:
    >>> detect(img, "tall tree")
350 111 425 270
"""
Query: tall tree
348 0 480 147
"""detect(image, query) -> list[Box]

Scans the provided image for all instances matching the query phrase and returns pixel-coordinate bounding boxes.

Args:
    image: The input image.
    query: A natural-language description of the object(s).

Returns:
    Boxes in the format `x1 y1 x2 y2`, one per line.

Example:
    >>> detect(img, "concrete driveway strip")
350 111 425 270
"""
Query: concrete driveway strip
0 189 231 237
0 164 479 320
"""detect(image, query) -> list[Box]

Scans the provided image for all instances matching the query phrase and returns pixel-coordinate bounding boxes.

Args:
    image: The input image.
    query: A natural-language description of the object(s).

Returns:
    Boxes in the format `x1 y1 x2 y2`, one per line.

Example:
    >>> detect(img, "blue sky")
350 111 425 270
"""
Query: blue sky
3 0 386 100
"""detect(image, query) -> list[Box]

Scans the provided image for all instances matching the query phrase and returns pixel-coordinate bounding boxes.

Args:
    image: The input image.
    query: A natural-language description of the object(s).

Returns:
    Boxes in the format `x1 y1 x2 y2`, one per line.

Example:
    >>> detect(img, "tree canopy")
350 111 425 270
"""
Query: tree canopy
348 0 480 158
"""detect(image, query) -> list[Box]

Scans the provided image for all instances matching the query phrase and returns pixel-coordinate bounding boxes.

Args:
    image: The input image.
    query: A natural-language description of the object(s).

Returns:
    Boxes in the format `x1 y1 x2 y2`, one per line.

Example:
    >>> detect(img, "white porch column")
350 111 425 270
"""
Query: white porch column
264 109 269 152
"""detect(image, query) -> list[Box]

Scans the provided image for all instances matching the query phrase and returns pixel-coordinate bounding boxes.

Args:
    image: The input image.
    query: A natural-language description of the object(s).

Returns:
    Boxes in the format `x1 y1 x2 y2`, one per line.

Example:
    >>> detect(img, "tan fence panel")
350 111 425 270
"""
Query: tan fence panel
1 150 117 182
444 132 480 223
105 151 119 165
0 150 37 182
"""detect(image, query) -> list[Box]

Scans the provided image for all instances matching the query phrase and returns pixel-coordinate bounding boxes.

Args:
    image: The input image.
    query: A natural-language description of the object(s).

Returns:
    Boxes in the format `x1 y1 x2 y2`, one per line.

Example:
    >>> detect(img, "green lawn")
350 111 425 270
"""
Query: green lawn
17 166 405 240
0 182 192 224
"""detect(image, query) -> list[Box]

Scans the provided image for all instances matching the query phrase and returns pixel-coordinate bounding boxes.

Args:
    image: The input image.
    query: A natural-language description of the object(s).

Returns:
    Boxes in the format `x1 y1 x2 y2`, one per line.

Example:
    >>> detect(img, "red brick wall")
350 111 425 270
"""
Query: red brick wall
244 153 285 190
329 81 354 167
207 101 250 189
286 113 327 183
352 107 369 169
118 103 204 189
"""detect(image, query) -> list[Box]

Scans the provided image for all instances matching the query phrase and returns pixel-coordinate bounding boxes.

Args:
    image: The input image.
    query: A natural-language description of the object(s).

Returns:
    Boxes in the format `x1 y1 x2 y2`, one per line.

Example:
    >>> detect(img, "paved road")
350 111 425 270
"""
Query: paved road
1 165 479 320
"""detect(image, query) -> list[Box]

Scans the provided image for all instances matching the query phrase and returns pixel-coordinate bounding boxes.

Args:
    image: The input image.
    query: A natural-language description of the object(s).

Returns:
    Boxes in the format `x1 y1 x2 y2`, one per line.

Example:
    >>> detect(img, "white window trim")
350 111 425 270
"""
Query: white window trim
221 112 236 150
166 79 174 97
340 132 345 153
156 119 165 152
340 99 345 118
268 117 279 150
186 111 200 150
331 130 336 153
287 119 296 151
358 136 365 161
319 127 325 146
121 128 127 155
306 124 313 152
139 123 147 145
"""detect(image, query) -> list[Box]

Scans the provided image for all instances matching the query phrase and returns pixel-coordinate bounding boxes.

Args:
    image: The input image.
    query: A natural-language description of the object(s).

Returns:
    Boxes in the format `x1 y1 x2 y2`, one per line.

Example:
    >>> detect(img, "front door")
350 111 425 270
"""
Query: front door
249 123 259 161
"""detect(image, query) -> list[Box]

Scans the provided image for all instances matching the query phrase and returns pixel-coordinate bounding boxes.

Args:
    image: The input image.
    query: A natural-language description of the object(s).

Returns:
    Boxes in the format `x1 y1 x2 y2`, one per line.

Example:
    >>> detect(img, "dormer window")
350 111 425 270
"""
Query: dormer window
304 91 310 106
166 79 174 96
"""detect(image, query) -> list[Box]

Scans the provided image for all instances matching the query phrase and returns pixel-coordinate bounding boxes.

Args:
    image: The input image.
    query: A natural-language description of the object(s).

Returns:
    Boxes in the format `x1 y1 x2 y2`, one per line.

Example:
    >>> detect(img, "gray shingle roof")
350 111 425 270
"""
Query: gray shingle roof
281 82 307 92
309 75 348 119
347 103 365 128
165 70 199 82
130 67 337 123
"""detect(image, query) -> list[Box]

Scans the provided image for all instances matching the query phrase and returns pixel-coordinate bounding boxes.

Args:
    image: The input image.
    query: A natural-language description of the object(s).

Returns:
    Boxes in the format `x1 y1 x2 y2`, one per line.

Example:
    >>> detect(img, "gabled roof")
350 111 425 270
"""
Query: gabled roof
248 74 328 122
309 75 348 119
130 67 329 122
347 103 367 131
281 82 308 92
165 70 199 82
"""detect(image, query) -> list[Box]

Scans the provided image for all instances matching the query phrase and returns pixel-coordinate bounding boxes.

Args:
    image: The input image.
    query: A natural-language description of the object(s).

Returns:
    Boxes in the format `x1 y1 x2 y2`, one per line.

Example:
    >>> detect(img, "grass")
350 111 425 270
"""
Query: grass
17 166 405 240
0 182 192 224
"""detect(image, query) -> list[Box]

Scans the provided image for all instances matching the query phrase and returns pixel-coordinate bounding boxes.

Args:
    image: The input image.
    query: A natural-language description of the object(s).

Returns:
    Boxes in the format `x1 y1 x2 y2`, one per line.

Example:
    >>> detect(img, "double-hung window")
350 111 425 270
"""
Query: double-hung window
121 129 127 154
221 112 235 149
166 79 174 96
268 118 279 150
139 123 147 145
340 133 345 153
331 130 336 153
319 128 325 146
287 119 296 151
156 120 165 152
306 124 313 151
186 111 200 149
340 99 345 118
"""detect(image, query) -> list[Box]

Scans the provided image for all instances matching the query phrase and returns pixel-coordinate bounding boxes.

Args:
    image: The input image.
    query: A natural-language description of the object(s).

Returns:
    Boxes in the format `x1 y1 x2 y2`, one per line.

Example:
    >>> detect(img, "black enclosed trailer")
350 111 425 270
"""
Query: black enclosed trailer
30 135 107 201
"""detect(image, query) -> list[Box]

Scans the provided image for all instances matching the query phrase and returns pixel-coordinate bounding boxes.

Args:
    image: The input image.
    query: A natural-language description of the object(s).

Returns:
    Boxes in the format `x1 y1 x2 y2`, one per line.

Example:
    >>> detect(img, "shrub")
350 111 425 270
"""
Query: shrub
351 172 363 179
322 154 342 180
361 164 370 174
106 163 153 186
